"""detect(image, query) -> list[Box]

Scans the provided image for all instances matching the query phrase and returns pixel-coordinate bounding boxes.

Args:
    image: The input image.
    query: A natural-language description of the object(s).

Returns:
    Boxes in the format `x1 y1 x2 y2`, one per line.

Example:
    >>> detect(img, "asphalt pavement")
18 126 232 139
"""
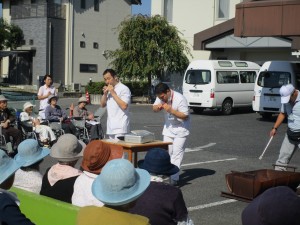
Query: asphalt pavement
7 98 300 225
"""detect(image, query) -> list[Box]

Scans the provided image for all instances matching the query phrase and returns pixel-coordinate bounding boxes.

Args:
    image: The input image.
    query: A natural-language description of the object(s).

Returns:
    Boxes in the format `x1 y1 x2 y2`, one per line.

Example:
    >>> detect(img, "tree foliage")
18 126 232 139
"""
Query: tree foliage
0 18 24 50
108 15 191 87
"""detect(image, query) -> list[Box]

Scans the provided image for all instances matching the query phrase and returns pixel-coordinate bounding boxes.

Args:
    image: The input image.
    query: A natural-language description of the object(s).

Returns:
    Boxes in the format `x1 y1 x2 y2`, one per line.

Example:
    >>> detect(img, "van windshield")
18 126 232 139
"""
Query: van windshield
257 71 291 88
185 70 211 85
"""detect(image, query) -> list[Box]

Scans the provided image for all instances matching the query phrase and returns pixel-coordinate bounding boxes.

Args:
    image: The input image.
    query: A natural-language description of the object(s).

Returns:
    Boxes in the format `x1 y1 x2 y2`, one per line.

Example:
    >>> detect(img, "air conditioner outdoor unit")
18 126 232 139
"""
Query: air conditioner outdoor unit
72 83 81 92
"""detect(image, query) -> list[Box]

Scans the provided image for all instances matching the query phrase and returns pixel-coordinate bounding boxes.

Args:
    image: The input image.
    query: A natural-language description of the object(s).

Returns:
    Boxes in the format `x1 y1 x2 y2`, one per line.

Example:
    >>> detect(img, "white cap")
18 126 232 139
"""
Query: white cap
280 84 295 104
23 102 36 111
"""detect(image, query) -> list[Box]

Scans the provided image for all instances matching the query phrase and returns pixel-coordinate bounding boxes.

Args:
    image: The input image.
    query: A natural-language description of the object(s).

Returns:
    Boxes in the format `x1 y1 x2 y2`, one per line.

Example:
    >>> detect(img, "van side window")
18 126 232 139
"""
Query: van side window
185 70 211 84
240 71 256 83
217 71 239 84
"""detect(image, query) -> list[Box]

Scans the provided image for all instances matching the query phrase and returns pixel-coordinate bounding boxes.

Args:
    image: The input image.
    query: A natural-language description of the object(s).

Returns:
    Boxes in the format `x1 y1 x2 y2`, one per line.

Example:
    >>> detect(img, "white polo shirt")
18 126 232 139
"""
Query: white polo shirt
106 82 131 135
154 90 190 138
38 85 57 119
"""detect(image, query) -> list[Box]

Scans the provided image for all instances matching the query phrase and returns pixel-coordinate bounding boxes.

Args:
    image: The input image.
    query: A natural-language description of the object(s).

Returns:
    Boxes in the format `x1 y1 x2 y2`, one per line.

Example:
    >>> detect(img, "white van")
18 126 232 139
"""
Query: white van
252 61 300 119
182 60 260 114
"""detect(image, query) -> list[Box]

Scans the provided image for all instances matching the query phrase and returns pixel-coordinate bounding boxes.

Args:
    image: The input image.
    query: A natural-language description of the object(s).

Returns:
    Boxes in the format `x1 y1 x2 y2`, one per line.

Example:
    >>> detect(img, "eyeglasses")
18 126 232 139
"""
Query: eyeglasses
0 101 7 104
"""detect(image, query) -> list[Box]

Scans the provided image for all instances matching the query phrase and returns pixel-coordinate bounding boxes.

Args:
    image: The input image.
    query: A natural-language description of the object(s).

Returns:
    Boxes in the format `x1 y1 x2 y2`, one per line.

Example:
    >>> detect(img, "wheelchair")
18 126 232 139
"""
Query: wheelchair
49 121 65 139
72 117 90 143
71 117 104 144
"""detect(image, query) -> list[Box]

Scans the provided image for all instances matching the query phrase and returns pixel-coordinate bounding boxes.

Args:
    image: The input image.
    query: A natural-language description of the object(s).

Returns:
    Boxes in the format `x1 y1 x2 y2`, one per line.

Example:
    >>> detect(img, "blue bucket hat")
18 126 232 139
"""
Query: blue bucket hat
92 159 150 206
137 148 179 176
242 186 300 225
15 139 50 167
0 149 22 184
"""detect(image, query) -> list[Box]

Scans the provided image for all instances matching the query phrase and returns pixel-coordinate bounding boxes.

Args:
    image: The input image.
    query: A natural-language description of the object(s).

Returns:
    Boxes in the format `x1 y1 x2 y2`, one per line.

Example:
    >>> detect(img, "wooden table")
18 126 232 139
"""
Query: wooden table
101 139 172 167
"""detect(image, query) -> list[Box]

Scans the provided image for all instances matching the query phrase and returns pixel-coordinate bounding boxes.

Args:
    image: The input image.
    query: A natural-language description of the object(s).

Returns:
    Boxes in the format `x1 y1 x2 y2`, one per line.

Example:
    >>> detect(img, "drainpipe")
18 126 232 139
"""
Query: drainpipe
48 22 52 74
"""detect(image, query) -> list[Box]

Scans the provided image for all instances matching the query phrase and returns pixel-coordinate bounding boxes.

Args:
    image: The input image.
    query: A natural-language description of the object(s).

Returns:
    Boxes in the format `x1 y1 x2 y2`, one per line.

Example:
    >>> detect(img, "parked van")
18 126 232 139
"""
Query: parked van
182 60 260 114
252 61 300 119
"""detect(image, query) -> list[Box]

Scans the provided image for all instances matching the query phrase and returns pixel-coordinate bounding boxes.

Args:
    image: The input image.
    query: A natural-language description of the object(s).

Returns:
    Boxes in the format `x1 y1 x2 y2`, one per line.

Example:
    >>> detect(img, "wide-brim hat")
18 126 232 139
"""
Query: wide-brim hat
50 134 86 162
138 148 179 176
15 139 50 167
0 95 8 101
78 96 88 104
48 94 58 104
81 140 123 174
92 159 150 206
23 102 36 111
280 84 295 104
242 186 300 225
0 149 22 184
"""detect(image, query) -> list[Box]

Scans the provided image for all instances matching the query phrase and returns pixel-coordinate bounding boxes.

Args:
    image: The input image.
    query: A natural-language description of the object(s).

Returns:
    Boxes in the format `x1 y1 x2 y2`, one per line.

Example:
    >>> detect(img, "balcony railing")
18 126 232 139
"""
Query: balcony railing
11 3 66 20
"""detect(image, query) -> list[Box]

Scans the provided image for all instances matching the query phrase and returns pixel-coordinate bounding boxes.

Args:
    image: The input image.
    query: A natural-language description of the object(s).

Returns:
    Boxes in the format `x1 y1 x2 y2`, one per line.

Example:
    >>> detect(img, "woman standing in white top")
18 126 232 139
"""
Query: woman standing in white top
100 69 131 139
37 74 57 119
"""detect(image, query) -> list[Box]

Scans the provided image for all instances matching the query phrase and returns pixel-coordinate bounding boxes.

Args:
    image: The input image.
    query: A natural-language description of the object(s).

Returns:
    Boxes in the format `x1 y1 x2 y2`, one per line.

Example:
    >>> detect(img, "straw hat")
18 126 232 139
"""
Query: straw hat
15 139 50 167
92 159 150 206
81 140 123 174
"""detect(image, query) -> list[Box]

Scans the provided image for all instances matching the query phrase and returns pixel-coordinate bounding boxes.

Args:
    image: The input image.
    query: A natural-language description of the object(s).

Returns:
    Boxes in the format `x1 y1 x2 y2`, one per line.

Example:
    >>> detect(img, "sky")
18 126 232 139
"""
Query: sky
131 1 151 15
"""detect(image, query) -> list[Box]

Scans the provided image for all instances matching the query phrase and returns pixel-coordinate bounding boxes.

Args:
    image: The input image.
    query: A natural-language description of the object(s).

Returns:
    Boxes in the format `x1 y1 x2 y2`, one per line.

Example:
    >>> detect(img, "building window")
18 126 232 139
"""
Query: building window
80 41 86 48
21 40 26 45
93 42 99 49
94 0 100 11
80 64 98 73
81 0 86 9
31 0 37 4
163 0 173 22
29 39 34 45
217 0 229 19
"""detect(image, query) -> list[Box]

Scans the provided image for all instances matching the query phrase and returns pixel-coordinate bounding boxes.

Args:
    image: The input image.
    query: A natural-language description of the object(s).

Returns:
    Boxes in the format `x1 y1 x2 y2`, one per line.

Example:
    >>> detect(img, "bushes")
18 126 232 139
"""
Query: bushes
85 81 150 96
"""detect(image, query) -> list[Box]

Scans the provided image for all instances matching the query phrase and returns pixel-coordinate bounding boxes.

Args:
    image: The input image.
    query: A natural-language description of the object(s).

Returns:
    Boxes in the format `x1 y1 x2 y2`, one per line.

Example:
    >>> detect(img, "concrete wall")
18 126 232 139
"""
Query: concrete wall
71 0 132 85
12 18 48 86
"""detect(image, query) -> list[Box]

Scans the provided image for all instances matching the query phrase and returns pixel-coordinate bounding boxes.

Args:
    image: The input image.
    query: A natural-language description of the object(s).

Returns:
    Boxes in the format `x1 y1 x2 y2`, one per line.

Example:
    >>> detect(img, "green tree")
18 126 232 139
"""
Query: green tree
108 15 191 88
0 18 24 50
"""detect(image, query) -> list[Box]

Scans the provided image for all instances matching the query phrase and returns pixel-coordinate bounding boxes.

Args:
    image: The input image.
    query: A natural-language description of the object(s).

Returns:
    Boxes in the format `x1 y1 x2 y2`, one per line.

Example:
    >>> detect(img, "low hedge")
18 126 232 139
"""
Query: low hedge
85 81 150 96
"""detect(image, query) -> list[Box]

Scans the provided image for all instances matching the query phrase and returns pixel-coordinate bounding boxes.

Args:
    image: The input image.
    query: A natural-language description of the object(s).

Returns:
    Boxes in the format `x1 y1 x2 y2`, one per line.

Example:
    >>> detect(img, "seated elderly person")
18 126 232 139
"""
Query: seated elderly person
72 140 122 207
20 102 56 146
0 149 34 224
72 97 103 140
45 95 78 137
40 134 86 203
13 139 50 194
129 148 193 225
0 95 22 155
77 159 151 225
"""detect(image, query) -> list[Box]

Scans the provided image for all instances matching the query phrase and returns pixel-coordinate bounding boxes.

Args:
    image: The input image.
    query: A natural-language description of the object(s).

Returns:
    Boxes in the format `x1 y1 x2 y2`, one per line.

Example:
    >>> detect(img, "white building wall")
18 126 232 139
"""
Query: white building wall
151 0 242 61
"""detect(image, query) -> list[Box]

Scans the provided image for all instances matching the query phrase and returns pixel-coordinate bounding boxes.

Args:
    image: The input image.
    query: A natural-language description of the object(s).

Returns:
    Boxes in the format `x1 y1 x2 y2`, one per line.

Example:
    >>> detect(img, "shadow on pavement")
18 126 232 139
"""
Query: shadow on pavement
179 168 216 187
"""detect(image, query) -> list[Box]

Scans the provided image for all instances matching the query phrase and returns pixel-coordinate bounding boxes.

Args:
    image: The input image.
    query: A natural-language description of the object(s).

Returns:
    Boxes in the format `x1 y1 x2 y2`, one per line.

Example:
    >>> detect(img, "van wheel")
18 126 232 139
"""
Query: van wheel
193 107 204 114
222 99 233 115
